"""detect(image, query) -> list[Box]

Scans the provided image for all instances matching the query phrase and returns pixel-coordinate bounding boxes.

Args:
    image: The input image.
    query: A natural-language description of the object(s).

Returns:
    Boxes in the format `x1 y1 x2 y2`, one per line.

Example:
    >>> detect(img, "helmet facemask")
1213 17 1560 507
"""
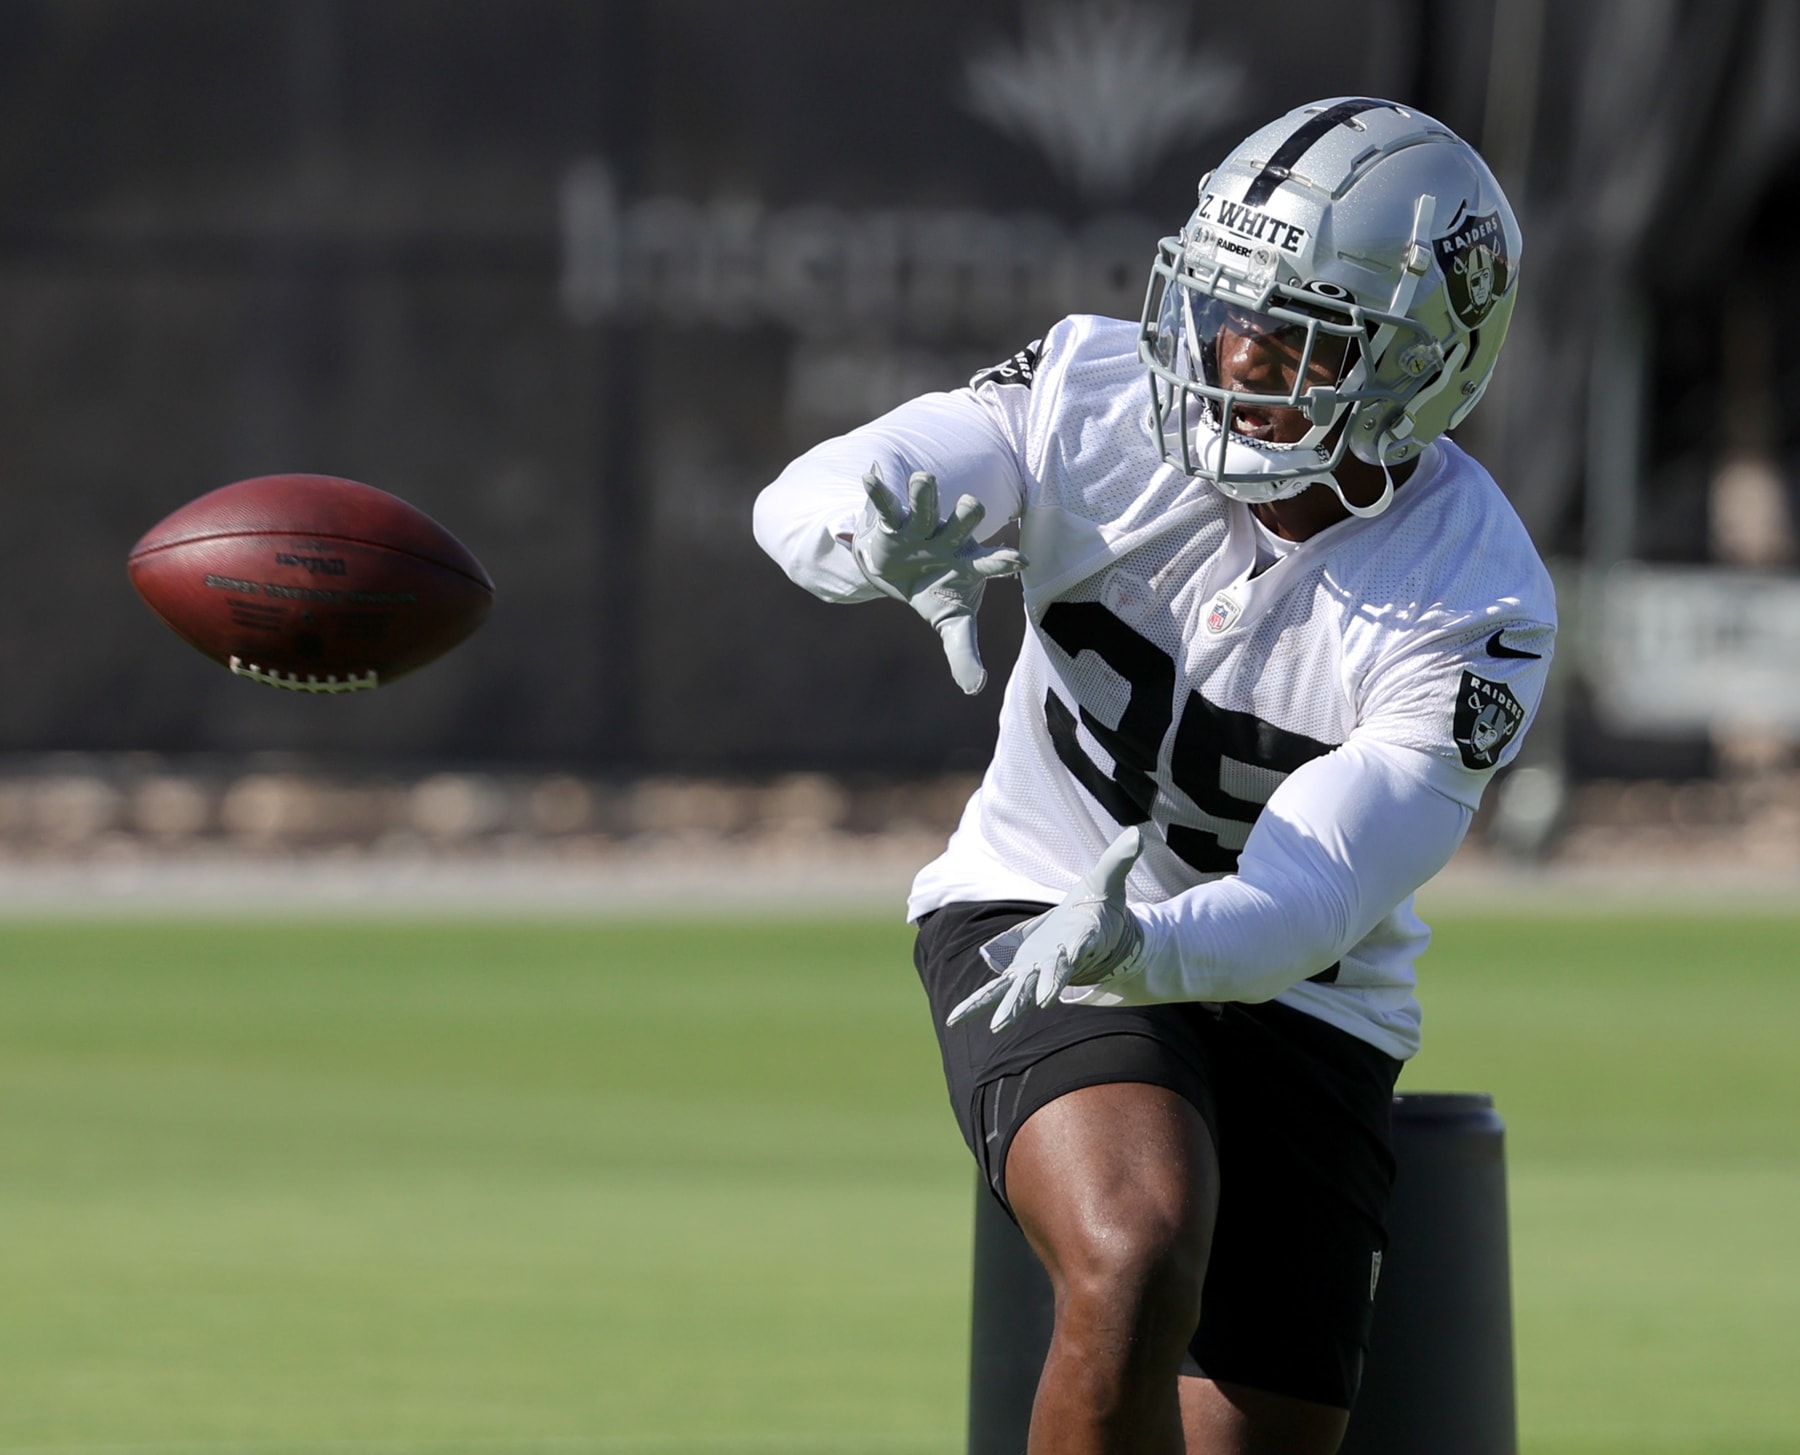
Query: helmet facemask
1140 233 1444 518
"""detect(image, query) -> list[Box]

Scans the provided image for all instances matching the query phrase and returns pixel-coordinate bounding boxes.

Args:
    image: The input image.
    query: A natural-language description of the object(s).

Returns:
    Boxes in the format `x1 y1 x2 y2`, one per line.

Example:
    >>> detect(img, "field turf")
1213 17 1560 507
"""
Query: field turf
1 908 1796 1454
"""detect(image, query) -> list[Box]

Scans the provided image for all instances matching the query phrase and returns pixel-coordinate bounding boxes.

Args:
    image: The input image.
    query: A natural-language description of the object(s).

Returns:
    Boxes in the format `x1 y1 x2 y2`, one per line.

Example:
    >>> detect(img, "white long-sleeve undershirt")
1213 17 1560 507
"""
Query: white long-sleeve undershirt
1070 735 1473 1012
751 390 1026 604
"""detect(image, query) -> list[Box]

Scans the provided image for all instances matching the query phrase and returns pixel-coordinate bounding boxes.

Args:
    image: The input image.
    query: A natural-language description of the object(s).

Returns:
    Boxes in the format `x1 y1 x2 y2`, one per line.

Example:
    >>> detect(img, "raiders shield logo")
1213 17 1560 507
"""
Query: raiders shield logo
1454 669 1525 770
1434 211 1511 329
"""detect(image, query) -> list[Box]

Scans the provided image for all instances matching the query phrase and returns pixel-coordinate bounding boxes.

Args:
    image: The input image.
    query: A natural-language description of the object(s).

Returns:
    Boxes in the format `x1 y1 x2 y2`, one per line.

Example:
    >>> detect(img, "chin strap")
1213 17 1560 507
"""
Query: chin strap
1329 460 1396 519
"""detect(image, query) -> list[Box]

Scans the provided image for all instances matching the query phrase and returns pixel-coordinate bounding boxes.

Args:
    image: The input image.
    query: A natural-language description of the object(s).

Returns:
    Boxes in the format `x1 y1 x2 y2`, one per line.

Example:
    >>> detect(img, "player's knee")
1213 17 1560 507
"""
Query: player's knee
1058 1201 1207 1342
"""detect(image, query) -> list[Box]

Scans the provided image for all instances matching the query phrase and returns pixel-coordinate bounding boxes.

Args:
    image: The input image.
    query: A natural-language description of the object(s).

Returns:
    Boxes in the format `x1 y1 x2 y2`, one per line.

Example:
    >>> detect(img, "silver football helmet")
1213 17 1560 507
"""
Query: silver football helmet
1138 97 1521 517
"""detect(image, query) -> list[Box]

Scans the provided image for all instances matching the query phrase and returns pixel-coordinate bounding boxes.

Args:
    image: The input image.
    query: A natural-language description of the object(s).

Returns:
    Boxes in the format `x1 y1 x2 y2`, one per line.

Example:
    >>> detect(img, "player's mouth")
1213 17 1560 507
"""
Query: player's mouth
1229 406 1278 441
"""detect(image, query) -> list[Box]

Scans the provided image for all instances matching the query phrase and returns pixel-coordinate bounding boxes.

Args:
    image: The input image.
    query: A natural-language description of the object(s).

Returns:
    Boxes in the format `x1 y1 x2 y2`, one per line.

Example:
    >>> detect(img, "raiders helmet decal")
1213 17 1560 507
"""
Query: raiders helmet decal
1435 211 1512 329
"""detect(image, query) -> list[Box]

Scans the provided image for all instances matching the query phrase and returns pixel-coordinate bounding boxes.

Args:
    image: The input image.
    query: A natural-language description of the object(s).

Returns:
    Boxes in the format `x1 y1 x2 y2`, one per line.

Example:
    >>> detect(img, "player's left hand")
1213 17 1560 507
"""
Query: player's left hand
948 827 1146 1033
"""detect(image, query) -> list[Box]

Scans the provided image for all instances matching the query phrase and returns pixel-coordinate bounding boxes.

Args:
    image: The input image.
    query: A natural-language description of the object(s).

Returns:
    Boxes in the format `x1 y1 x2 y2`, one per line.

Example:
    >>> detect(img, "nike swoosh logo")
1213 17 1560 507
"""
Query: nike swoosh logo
1487 629 1543 660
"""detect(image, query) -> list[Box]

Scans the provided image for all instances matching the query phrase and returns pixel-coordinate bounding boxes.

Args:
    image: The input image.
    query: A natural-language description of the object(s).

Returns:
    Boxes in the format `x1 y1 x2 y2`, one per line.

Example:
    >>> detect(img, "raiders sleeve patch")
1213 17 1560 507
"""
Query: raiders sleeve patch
1453 669 1525 770
970 343 1041 389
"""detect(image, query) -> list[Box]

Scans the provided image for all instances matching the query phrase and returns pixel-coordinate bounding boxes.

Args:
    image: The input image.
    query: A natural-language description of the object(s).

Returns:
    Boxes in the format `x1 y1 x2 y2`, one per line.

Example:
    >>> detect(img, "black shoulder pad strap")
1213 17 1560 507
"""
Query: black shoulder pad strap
970 342 1042 389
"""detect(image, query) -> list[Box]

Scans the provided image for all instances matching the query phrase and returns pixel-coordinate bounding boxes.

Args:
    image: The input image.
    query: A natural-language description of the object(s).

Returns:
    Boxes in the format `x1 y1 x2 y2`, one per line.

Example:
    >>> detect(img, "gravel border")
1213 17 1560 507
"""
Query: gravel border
1 837 1794 919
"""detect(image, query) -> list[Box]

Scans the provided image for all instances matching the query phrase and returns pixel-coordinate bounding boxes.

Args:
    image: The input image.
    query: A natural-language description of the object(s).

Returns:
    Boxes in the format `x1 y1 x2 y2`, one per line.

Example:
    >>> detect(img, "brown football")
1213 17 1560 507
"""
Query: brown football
128 474 494 692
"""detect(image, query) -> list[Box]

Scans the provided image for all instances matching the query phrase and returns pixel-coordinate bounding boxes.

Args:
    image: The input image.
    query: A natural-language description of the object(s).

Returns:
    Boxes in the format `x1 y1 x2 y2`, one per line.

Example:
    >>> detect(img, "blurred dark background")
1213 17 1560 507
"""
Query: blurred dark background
3 0 1798 792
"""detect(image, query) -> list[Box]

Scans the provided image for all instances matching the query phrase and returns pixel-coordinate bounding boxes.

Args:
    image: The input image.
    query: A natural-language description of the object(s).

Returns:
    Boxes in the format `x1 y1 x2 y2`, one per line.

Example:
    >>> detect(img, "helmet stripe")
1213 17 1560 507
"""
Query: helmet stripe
1243 98 1396 205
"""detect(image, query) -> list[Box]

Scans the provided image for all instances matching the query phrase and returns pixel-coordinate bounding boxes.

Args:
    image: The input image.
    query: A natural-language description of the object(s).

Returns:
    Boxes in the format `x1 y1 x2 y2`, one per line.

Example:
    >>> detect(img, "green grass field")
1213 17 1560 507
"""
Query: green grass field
1 907 1796 1454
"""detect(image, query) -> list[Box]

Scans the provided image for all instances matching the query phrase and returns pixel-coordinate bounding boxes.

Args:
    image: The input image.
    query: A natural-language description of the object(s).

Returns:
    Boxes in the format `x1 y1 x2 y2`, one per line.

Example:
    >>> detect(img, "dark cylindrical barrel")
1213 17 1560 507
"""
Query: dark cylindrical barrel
1339 1091 1517 1455
967 1091 1516 1455
967 1186 1055 1455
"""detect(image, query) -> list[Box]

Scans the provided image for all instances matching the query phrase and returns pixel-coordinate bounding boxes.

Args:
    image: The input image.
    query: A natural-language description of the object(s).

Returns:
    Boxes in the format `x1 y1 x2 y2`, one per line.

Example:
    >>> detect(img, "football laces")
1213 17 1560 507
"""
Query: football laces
228 657 380 693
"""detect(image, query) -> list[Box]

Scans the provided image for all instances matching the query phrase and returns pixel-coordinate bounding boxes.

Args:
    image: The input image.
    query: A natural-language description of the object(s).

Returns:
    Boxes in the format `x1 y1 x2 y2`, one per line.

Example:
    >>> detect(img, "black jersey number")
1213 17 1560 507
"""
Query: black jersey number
1040 600 1335 875
1040 602 1174 827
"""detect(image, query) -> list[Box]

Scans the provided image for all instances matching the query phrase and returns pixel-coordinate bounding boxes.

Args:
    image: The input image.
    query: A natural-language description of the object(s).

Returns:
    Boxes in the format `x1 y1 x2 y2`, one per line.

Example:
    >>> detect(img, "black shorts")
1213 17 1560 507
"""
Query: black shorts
914 899 1403 1410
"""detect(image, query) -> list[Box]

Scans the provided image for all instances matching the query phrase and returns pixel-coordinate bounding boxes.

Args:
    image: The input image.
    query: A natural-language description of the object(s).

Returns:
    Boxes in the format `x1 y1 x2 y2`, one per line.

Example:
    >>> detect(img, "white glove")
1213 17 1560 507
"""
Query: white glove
947 827 1147 1033
852 465 1026 695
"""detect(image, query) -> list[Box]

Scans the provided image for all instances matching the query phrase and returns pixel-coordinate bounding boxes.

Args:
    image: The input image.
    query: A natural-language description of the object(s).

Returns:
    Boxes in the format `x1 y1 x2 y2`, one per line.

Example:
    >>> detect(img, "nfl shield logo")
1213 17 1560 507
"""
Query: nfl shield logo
1206 592 1241 634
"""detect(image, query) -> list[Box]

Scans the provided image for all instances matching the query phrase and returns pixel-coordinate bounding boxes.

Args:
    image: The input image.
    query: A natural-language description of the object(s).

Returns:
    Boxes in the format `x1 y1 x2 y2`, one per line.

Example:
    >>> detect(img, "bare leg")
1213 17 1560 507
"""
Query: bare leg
1179 1375 1350 1455
1002 1081 1219 1455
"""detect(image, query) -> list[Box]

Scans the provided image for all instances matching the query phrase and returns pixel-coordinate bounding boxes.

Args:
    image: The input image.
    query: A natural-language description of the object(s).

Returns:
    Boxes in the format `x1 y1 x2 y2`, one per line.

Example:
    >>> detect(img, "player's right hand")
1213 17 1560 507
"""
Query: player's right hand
948 827 1146 1033
851 465 1026 694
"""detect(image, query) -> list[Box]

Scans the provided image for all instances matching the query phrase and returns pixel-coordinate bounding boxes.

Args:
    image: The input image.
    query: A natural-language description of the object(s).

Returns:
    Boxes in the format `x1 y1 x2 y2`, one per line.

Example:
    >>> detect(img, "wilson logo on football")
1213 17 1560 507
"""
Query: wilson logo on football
275 552 349 576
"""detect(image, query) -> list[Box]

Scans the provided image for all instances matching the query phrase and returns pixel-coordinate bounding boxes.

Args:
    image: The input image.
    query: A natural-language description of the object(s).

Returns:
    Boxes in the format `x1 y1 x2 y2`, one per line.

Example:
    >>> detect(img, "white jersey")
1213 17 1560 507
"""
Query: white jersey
755 314 1556 1058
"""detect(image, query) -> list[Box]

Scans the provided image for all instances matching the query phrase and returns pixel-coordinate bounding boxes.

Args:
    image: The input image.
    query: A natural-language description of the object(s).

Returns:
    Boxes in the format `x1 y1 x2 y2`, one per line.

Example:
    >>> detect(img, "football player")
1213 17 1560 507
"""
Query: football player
756 97 1554 1455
